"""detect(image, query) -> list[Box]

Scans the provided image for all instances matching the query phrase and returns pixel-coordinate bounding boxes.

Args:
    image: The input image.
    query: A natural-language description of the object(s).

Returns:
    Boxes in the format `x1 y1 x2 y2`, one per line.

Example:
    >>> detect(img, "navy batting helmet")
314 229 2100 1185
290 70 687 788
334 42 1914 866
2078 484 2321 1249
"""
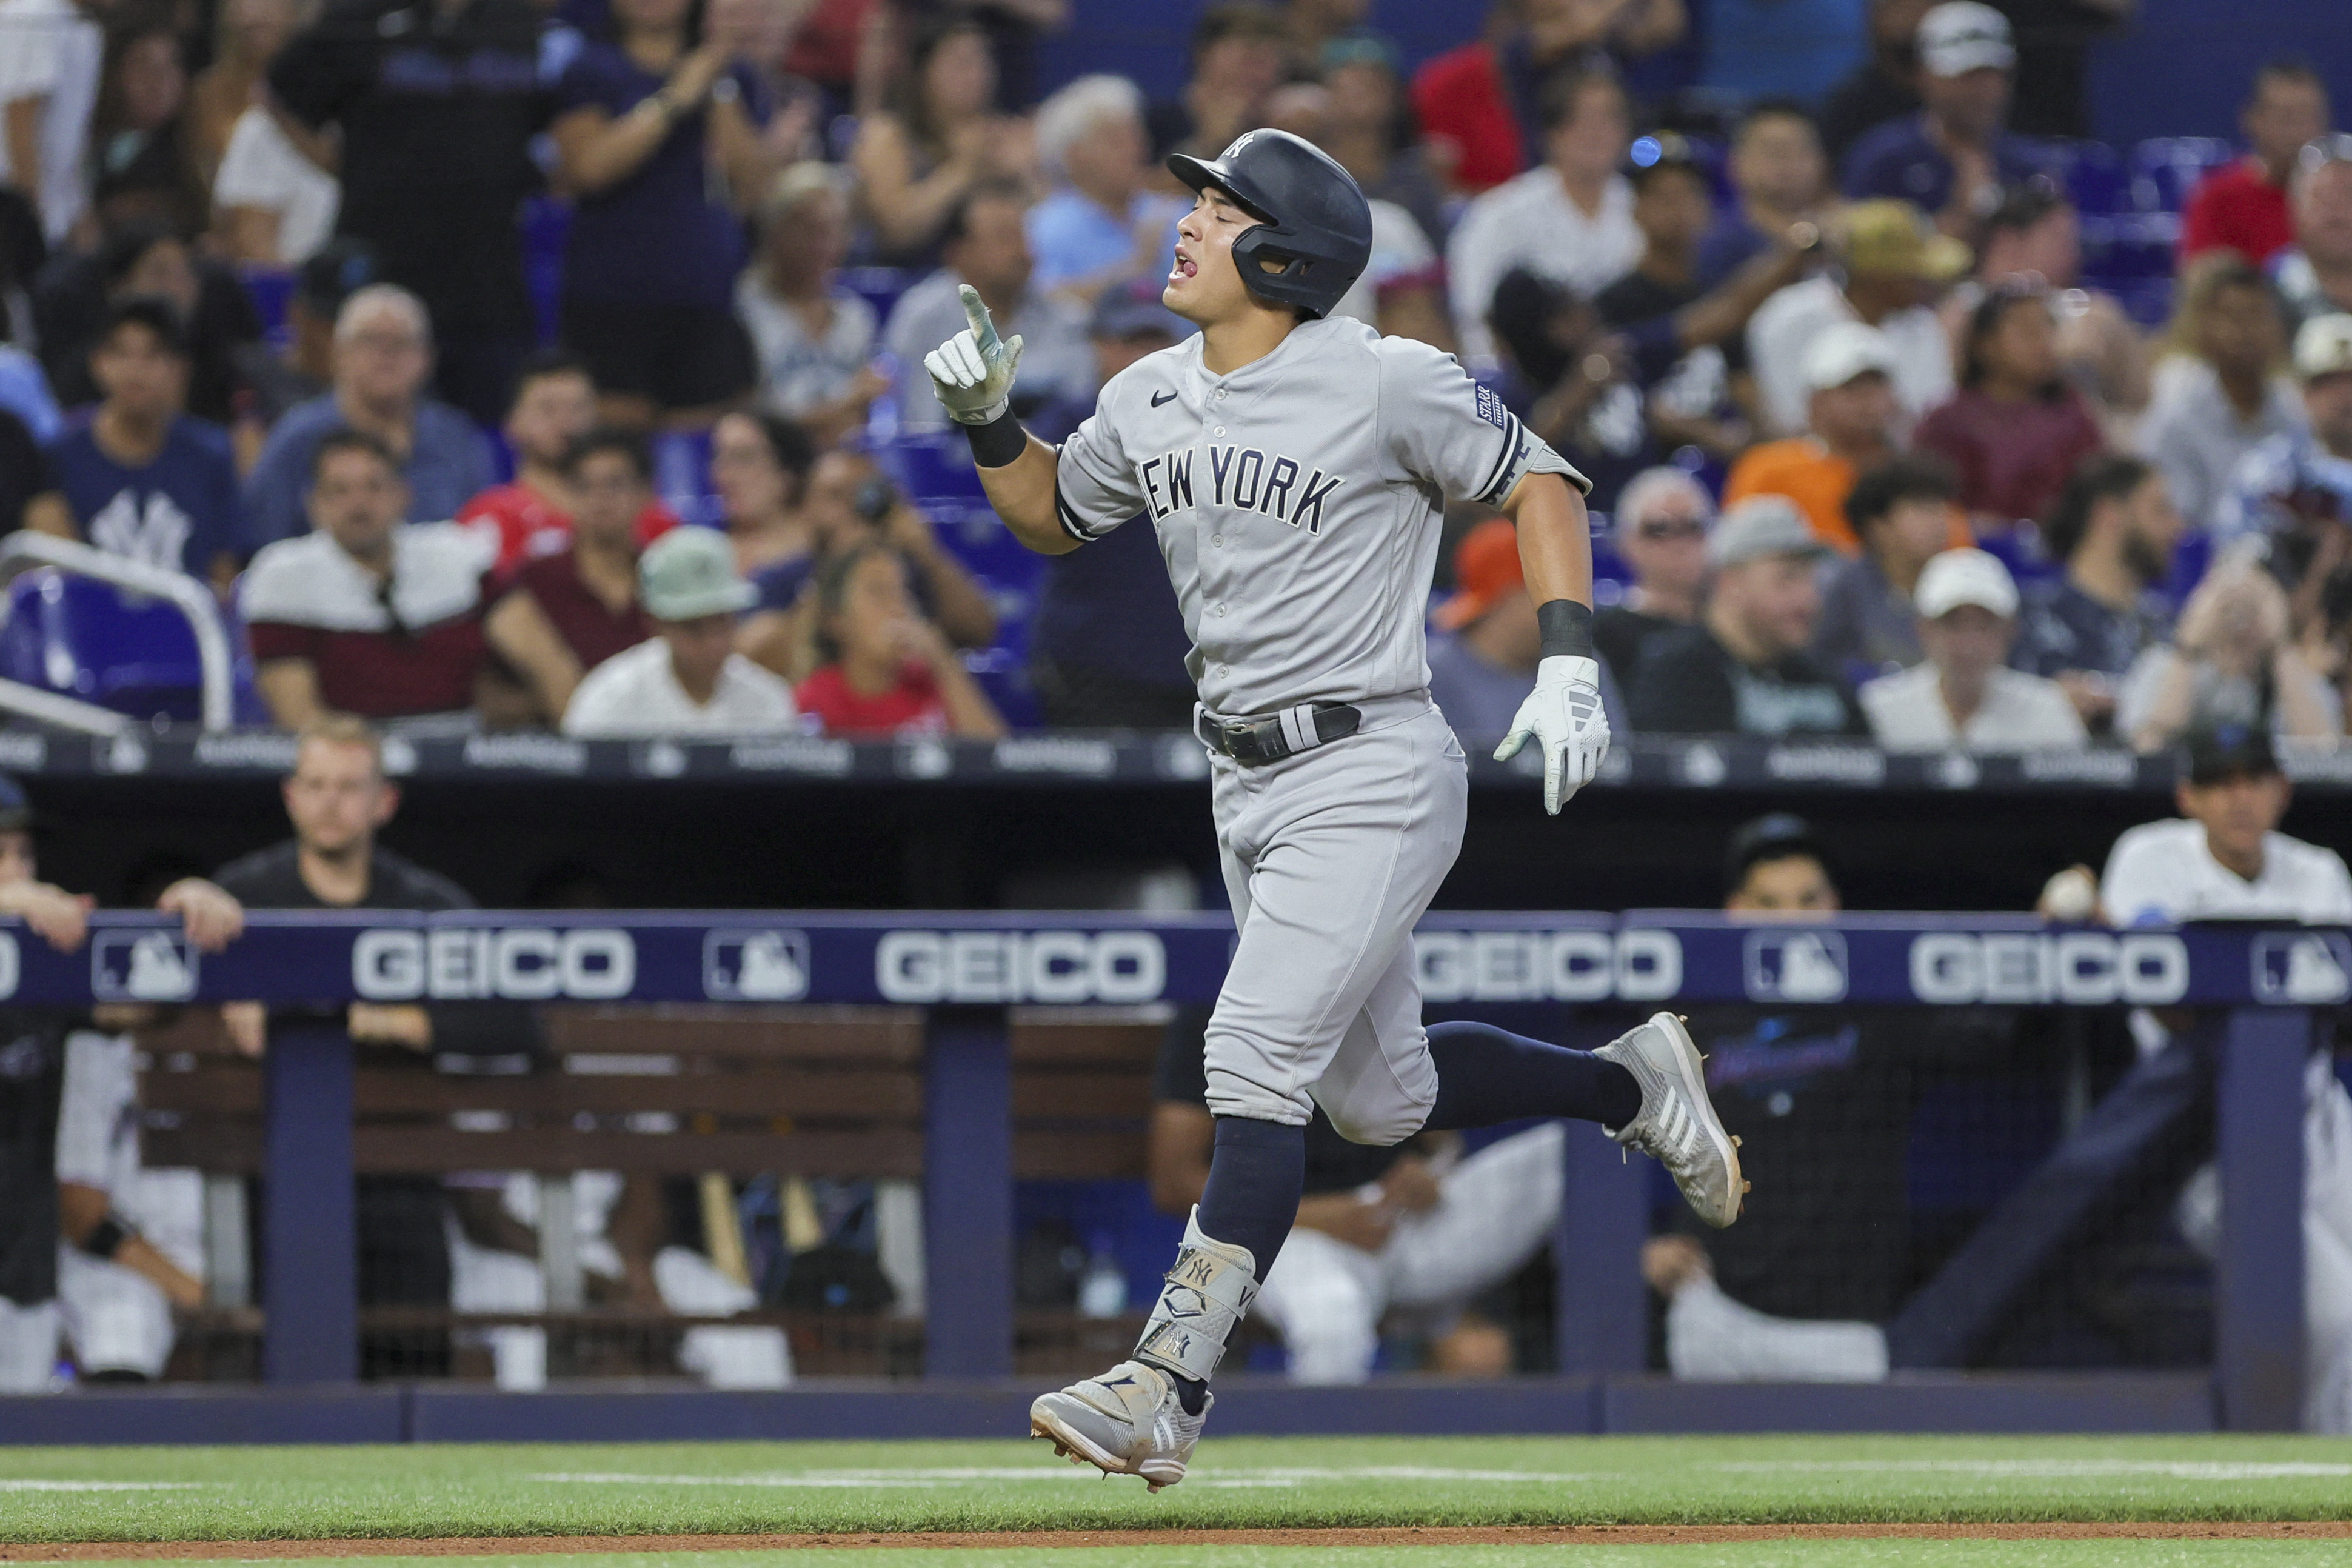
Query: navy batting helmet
1168 129 1372 320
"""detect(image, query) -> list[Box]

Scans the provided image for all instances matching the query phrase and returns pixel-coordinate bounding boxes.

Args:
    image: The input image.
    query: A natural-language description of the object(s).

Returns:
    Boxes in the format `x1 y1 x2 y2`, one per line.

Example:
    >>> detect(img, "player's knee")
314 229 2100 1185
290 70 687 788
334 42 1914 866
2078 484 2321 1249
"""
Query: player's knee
1318 1089 1434 1148
1203 1061 1310 1124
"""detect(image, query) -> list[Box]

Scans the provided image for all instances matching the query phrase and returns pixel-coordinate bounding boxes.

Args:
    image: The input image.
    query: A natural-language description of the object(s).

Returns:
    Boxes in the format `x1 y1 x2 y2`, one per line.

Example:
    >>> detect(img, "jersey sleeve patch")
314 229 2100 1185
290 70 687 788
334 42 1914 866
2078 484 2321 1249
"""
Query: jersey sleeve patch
1474 384 1511 433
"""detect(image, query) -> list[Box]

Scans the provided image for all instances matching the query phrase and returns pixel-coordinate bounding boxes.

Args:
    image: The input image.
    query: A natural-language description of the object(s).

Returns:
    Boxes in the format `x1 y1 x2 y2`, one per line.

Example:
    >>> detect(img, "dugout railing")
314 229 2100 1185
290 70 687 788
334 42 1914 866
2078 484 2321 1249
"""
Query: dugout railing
0 909 2322 1441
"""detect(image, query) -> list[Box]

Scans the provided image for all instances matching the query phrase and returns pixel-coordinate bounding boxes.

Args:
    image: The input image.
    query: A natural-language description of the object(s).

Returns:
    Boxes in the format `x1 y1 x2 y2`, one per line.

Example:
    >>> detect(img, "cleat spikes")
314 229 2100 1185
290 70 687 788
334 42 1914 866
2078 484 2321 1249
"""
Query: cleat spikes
1731 1135 1743 1147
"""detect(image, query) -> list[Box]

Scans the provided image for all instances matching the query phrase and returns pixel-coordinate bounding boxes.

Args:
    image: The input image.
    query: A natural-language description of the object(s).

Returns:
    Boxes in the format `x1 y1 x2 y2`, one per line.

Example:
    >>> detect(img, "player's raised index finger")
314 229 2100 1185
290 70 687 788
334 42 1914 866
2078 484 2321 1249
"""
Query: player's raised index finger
958 284 1000 353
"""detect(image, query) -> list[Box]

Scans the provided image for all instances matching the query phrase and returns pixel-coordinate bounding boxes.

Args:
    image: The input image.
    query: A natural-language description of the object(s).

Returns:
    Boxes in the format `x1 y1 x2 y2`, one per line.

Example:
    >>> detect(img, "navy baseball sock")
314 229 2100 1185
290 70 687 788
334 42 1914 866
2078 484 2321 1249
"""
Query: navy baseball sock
1423 1020 1642 1130
1168 1115 1304 1415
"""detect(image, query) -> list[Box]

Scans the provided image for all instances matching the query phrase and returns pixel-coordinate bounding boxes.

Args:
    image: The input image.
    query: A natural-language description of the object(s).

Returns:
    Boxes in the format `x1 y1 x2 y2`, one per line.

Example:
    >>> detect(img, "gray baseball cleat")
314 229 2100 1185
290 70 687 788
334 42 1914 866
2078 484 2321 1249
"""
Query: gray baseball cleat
1030 1359 1208 1492
1595 1011 1747 1227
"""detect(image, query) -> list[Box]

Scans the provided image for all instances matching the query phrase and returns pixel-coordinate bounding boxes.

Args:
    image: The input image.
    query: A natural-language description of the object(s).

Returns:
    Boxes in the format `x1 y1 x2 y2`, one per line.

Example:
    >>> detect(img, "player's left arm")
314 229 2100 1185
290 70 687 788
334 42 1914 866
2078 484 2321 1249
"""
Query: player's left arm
1494 470 1611 815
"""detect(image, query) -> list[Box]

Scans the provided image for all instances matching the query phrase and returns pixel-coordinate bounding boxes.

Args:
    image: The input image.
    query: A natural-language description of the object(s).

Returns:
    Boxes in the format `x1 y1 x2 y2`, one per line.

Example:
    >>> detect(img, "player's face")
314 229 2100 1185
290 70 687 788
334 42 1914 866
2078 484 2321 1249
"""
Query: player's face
1727 854 1840 918
1167 187 1263 325
284 739 395 859
571 452 647 543
0 831 33 889
90 324 187 422
2304 372 2352 457
506 372 595 467
2179 772 2291 864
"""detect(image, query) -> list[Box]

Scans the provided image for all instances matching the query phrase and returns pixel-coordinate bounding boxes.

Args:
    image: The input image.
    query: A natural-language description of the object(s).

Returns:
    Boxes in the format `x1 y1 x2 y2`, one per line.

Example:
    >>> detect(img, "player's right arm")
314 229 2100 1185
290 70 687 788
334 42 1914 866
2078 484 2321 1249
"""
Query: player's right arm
967 433 1080 556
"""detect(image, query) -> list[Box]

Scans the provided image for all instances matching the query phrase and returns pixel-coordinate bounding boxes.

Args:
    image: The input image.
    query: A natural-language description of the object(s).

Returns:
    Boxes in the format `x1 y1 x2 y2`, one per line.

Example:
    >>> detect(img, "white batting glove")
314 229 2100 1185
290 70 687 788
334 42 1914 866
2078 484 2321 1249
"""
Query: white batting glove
1494 655 1611 814
924 283 1025 424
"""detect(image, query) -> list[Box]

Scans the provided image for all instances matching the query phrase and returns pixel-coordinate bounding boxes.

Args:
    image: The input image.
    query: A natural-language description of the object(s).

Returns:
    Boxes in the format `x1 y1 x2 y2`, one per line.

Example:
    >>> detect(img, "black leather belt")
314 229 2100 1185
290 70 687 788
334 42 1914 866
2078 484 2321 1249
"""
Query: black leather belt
1195 703 1361 766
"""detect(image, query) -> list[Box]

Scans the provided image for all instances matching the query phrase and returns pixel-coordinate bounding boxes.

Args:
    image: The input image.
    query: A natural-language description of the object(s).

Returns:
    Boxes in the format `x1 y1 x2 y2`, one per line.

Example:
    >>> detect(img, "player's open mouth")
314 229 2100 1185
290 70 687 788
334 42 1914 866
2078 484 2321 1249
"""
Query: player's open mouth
1172 255 1198 279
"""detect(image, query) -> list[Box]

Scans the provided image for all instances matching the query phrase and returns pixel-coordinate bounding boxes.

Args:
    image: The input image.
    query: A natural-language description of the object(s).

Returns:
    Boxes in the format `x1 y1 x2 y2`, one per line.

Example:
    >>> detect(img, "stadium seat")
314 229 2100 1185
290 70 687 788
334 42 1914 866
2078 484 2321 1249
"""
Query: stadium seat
0 569 262 724
2128 136 2237 215
652 427 721 527
236 264 296 354
522 194 573 347
841 265 917 336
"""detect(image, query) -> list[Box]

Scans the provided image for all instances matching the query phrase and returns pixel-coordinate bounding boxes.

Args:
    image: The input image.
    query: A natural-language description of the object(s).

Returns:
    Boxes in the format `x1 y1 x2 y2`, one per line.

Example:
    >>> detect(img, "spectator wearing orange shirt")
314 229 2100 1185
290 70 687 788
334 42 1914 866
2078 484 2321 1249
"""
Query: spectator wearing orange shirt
2179 61 2331 269
458 353 676 573
795 542 1004 739
1724 321 1911 554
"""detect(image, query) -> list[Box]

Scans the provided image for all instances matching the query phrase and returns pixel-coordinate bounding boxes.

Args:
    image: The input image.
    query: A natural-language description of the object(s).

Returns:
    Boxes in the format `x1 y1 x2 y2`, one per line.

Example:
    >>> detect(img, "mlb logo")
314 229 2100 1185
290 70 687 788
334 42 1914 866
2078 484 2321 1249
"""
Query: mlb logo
2253 932 2352 1004
703 929 811 1001
93 930 199 1003
1743 930 1848 1004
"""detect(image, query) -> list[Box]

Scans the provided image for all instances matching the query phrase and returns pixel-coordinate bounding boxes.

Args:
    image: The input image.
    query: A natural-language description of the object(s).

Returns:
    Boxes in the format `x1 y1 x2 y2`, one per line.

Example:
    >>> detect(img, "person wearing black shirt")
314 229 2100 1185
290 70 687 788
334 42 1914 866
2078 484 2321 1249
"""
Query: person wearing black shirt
0 409 47 535
1628 498 1865 737
1151 1012 1568 1383
1594 467 1713 682
1817 0 1930 162
212 717 540 1377
268 0 553 425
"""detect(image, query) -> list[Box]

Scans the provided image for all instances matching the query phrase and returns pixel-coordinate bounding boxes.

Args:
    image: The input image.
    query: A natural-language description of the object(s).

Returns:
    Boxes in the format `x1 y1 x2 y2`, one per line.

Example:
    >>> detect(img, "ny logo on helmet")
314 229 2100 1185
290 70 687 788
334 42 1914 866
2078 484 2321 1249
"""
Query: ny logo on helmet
1224 132 1257 158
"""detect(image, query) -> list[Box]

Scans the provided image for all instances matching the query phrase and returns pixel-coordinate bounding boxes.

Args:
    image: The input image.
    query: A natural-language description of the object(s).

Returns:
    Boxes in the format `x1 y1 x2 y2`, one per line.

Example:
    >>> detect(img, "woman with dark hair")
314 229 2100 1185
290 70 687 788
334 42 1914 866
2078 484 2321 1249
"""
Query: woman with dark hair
550 0 790 429
1913 287 2105 530
793 541 1004 738
707 407 817 579
86 14 207 236
847 18 1031 264
34 221 260 424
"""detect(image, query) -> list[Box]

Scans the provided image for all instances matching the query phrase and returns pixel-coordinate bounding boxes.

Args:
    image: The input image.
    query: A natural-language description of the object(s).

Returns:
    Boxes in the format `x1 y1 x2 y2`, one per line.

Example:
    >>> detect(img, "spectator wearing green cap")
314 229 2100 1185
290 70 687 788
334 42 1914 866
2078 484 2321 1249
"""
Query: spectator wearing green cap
562 526 797 736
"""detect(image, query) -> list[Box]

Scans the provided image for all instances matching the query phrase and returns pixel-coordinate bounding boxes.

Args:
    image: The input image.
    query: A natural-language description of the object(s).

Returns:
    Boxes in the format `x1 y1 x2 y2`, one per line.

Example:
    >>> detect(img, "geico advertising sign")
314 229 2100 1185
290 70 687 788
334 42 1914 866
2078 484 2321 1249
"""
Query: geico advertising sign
1907 930 2188 1004
1416 929 1683 1003
355 927 636 1000
877 929 1166 1003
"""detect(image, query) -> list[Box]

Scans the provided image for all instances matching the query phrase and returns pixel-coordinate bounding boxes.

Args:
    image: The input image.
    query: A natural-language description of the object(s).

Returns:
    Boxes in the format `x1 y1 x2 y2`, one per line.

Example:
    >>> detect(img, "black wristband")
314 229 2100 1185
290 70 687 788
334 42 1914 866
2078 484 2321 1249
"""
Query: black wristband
1537 599 1595 660
962 407 1027 469
82 1213 134 1261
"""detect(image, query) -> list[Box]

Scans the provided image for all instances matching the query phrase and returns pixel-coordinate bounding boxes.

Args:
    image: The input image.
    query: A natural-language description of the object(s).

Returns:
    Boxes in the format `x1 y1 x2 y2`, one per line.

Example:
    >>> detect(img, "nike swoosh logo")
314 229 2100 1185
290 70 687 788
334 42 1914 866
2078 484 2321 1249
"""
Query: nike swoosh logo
1151 390 1178 407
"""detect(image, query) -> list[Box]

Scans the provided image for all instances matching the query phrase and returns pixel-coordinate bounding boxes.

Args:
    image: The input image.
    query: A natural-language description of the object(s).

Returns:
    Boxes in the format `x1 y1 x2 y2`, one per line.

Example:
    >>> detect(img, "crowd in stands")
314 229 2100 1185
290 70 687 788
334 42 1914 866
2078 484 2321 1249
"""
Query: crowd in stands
0 0 2350 754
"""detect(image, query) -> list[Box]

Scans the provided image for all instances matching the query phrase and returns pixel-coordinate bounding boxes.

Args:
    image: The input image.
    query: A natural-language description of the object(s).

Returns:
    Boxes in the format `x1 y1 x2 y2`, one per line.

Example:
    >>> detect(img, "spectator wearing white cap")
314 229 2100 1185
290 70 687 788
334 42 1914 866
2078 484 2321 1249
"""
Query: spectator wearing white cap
1840 3 2056 242
1627 496 1865 737
562 527 797 736
1728 321 1903 550
1860 548 2085 751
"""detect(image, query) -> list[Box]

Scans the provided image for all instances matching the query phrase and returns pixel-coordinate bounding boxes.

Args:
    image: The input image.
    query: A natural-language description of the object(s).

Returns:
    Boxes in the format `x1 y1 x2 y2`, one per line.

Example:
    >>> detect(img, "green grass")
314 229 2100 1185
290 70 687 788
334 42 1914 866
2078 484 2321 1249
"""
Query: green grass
3 1436 2352 1543
53 1550 2352 1568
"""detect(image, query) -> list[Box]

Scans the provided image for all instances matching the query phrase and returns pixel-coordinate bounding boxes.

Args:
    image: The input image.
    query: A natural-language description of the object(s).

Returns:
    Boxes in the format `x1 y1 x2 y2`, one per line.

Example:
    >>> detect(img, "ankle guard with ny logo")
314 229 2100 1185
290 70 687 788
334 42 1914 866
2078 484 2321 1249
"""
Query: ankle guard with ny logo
1132 1208 1260 1382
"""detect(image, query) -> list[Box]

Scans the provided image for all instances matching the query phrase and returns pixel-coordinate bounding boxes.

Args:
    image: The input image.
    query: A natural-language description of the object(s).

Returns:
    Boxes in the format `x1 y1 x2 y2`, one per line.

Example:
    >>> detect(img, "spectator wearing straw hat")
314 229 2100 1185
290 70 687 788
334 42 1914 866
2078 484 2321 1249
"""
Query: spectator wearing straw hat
562 527 797 736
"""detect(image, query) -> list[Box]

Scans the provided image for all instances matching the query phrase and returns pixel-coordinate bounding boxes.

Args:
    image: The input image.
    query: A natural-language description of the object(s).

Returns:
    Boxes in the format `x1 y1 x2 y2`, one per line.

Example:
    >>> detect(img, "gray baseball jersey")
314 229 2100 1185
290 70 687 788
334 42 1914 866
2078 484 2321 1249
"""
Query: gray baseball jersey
1051 315 1589 718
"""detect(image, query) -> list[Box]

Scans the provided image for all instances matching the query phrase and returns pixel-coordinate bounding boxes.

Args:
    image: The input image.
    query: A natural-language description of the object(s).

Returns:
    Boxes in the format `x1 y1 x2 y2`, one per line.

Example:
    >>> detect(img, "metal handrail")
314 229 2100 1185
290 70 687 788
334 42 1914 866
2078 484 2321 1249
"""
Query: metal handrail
0 532 236 732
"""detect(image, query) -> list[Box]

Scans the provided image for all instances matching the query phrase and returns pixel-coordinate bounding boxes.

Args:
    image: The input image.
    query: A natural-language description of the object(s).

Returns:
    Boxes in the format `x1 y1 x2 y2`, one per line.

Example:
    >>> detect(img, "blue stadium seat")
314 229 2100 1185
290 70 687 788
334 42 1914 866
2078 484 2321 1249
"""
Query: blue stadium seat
2128 136 2236 215
238 264 296 354
0 569 262 724
2054 140 2131 218
874 431 1045 727
521 194 573 347
651 428 720 527
841 265 917 336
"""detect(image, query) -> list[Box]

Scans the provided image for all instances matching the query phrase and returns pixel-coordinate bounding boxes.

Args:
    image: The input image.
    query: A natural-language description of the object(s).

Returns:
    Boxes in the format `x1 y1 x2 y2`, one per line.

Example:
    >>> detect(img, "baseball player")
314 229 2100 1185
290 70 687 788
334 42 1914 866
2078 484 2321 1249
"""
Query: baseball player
925 128 1745 1489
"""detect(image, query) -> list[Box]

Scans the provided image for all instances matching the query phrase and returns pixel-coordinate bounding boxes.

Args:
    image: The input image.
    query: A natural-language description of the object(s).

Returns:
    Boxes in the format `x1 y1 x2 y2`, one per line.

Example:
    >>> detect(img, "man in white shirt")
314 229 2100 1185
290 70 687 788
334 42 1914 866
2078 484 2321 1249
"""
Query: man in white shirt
564 527 797 737
1446 70 1643 370
0 0 102 244
2097 724 2352 1433
1748 199 1965 438
1861 548 2086 752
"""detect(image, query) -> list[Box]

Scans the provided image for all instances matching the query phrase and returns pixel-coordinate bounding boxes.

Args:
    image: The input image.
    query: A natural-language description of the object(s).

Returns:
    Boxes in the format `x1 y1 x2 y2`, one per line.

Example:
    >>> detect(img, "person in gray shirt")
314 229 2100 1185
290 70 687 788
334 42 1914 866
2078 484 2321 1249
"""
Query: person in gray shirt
1811 454 1960 686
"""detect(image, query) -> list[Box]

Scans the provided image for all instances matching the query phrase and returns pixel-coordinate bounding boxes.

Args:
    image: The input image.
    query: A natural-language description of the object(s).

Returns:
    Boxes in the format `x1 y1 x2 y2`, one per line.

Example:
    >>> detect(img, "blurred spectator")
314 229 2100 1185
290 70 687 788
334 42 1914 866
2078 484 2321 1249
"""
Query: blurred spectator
1410 0 1685 196
2216 314 2352 559
211 93 339 265
1429 516 1625 749
1859 546 2084 749
1448 69 1640 369
0 0 103 245
233 238 370 432
269 0 553 425
737 162 887 444
1994 0 2131 142
187 0 304 187
242 284 493 555
1701 0 1866 105
1811 452 1962 678
2117 555 2338 753
2137 252 2304 533
484 429 661 727
1281 0 1369 58
1027 74 1184 308
2012 453 2183 733
2273 138 2352 336
1749 198 1963 438
1697 102 1832 290
240 429 498 729
36 221 264 427
2181 60 2332 267
795 541 1005 738
1628 496 1863 736
1913 286 2103 528
1841 3 2051 241
850 17 1029 265
1946 182 2147 432
1817 0 1929 162
709 405 816 581
85 14 206 236
1728 321 1913 551
1315 34 1448 250
1594 466 1712 678
564 525 796 736
1146 3 1287 167
1026 280 1195 729
1595 136 1816 465
1487 265 1654 512
550 0 788 431
24 297 239 590
884 181 1092 435
459 353 676 573
1261 81 1443 344
0 408 45 532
